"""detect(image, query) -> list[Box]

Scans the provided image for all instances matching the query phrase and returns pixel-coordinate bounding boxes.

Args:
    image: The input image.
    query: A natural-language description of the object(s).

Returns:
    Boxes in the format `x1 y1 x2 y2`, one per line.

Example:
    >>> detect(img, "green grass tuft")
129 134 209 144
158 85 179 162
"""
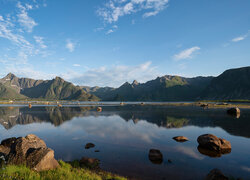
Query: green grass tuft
0 160 126 180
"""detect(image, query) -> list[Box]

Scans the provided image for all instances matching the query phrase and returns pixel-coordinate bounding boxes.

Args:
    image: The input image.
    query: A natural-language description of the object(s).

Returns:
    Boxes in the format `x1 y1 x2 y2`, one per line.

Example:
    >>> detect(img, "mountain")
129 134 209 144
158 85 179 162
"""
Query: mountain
0 73 44 93
86 75 213 101
0 74 99 101
200 66 250 100
1 66 250 101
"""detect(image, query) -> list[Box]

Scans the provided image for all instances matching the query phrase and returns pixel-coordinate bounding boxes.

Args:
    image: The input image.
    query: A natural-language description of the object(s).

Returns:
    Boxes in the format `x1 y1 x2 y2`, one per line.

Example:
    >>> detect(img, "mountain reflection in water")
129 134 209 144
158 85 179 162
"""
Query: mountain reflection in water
0 105 250 138
0 105 250 179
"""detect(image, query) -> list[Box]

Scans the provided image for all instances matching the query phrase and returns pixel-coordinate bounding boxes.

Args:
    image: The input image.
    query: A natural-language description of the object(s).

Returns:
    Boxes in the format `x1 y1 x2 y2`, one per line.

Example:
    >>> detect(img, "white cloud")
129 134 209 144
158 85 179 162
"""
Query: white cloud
174 46 200 60
106 25 118 34
3 64 56 80
231 31 249 42
106 29 114 34
17 2 37 33
66 40 75 52
34 36 47 49
0 2 49 68
73 64 81 67
232 36 246 42
97 0 169 24
64 61 161 87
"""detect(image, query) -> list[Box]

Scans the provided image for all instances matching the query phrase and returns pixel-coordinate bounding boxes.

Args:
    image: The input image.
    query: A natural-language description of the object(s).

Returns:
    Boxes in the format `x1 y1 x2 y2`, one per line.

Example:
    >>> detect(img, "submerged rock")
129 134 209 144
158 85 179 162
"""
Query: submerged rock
173 136 189 142
205 169 229 180
79 157 100 169
85 143 95 149
0 134 59 171
227 107 240 116
197 134 231 152
148 149 163 164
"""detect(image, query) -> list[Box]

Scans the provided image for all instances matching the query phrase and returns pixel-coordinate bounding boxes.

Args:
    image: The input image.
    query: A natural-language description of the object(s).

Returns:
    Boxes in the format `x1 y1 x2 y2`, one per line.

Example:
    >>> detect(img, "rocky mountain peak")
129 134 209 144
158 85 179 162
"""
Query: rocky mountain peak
132 80 139 86
4 73 17 80
54 76 65 82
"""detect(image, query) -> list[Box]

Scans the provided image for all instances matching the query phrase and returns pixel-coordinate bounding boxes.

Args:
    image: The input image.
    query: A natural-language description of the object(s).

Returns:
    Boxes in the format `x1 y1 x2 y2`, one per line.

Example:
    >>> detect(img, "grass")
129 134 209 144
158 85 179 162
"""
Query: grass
0 160 126 180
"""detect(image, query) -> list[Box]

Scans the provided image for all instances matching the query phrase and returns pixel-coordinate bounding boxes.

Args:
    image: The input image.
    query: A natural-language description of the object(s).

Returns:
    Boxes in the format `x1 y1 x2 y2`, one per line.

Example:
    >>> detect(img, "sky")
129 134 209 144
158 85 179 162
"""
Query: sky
0 0 249 87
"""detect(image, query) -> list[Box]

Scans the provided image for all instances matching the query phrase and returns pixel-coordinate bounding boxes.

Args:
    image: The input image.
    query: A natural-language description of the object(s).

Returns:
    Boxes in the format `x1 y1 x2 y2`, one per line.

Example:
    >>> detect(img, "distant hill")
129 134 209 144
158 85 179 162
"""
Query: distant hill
85 75 213 101
0 73 99 101
200 66 250 100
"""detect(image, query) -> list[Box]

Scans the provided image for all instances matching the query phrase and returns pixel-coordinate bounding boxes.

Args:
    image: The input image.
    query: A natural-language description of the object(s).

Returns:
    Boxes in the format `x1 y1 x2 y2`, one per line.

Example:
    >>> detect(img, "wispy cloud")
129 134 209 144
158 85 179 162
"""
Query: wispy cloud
66 40 75 52
174 46 200 61
106 25 118 34
97 0 169 24
64 61 161 87
17 2 38 33
73 64 80 67
34 36 47 49
0 0 49 73
232 32 249 42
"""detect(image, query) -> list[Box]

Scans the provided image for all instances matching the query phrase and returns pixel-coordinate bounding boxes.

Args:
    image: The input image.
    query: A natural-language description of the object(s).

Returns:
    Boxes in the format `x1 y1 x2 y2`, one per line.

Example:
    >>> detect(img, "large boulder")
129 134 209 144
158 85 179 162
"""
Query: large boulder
148 149 163 164
0 134 59 171
227 107 240 116
26 147 59 171
197 134 231 152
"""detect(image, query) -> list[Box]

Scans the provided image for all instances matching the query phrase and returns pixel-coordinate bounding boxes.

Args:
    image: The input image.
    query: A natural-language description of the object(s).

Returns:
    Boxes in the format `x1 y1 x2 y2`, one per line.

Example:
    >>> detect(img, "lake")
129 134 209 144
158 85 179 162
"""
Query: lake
0 104 250 180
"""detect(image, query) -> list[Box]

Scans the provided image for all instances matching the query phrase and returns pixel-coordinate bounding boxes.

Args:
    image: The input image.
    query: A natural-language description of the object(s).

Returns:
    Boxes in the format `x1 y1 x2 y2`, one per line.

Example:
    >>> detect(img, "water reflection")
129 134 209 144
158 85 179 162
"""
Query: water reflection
0 105 249 179
0 106 93 129
197 146 231 158
0 105 250 139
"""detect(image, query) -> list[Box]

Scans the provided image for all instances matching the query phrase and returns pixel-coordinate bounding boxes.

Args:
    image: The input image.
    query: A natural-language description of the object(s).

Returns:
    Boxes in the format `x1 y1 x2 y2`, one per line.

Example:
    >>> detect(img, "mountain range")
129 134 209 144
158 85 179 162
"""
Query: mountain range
0 73 99 101
0 66 250 101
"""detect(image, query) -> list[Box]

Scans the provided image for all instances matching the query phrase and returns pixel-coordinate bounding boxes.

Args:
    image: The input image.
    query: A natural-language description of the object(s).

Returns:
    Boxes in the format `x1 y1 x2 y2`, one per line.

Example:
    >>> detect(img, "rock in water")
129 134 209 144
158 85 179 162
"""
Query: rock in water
0 134 59 171
79 157 100 169
173 136 189 142
85 143 95 149
197 134 231 152
227 107 240 116
148 149 163 164
97 107 102 112
205 169 229 180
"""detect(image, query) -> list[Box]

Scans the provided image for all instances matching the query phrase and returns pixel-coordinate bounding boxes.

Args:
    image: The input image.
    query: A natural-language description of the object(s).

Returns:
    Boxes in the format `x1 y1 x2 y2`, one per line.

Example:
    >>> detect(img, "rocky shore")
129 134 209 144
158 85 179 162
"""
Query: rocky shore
0 134 126 180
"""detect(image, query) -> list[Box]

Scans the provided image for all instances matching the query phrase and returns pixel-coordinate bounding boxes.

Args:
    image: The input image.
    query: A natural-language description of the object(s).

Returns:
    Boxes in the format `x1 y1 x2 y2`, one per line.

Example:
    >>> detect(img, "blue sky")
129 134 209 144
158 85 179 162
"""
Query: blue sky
0 0 249 87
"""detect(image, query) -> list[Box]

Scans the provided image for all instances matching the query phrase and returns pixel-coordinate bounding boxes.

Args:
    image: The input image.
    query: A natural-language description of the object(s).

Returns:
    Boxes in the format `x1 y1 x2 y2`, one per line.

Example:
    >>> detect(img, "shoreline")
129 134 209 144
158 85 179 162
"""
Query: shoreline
0 101 250 109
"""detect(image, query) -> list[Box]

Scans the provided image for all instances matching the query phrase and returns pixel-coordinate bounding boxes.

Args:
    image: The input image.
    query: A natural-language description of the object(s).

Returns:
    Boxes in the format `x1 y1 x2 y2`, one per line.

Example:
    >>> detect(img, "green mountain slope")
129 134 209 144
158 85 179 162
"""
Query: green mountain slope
87 75 213 101
200 66 250 100
0 83 27 100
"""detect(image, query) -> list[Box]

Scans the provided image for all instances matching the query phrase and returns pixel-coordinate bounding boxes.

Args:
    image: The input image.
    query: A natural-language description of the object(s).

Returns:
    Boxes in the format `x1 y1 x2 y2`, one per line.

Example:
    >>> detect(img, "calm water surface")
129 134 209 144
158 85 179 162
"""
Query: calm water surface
0 105 250 180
